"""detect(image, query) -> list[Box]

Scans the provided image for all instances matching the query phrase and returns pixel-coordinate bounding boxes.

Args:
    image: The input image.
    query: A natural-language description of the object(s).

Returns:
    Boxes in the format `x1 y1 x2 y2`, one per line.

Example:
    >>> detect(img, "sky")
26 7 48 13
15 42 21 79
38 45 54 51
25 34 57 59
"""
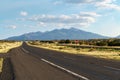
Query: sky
1 0 120 39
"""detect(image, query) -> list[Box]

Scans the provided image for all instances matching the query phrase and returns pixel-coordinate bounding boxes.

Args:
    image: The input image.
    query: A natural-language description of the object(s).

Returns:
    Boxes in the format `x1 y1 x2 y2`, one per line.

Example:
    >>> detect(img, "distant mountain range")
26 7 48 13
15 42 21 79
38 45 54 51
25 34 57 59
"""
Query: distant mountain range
116 35 120 38
6 28 109 40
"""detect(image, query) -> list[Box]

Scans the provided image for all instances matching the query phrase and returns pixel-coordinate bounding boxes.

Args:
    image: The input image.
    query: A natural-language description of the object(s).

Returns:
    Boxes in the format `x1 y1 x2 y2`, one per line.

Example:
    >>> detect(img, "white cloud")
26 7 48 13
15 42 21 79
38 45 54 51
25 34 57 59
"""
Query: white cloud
37 22 46 26
22 12 100 28
53 1 62 5
62 0 113 4
61 0 120 11
79 12 101 17
20 11 28 16
63 0 93 4
95 1 120 11
9 25 17 29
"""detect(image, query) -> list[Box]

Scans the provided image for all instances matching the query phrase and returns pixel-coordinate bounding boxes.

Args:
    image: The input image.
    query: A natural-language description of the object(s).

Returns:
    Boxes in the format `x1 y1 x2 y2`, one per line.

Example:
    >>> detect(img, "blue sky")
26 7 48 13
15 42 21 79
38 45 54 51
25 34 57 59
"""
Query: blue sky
1 0 120 39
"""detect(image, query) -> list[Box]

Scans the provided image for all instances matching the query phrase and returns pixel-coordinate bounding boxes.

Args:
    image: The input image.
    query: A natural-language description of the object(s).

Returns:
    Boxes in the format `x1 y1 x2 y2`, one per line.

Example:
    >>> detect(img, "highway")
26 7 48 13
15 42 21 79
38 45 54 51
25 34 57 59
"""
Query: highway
2 42 120 80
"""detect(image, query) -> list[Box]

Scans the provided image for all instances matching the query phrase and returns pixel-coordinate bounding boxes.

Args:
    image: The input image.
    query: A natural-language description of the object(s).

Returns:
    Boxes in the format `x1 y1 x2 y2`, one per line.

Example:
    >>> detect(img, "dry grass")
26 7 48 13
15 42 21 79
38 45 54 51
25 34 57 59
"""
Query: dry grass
0 41 22 53
27 42 120 61
0 41 22 72
0 58 3 72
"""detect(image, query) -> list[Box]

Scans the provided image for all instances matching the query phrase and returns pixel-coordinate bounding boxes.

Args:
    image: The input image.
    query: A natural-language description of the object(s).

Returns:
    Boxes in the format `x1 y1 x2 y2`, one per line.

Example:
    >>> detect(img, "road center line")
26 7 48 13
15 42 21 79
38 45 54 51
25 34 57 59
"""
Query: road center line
41 58 90 80
104 66 120 71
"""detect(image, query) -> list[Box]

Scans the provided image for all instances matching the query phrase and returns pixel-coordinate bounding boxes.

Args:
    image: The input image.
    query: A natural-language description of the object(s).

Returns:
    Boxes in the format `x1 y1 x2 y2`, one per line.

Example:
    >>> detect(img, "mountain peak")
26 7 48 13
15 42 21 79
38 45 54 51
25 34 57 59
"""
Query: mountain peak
69 27 78 30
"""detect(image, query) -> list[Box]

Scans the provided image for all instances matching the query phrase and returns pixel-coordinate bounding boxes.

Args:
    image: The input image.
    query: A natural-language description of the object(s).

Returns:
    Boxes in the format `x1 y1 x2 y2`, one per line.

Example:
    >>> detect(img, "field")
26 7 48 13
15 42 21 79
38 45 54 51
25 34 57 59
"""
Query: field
0 41 22 72
27 41 120 61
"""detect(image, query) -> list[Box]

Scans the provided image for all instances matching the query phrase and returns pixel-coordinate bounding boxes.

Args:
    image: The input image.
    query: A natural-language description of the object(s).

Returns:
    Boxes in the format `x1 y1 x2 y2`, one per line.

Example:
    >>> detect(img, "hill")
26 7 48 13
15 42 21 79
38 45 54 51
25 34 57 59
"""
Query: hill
6 28 108 40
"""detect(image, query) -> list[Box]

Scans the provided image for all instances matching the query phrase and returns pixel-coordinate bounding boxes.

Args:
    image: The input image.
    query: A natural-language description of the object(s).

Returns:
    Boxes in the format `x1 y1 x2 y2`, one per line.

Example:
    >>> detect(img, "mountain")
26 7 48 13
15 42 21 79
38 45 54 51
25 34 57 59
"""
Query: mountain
6 28 108 40
116 35 120 38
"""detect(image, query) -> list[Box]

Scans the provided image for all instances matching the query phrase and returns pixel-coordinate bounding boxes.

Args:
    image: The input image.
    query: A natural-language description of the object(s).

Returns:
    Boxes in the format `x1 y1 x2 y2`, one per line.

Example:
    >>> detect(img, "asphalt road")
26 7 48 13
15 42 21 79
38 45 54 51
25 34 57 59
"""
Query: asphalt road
10 46 78 80
3 42 120 80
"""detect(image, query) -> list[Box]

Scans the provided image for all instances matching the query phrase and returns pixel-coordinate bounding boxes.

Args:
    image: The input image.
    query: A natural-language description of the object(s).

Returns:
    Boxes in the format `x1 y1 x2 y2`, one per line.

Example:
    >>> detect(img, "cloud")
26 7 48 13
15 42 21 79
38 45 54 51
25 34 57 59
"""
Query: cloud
63 0 94 4
20 11 28 16
95 0 120 11
79 12 101 17
37 22 46 26
21 12 100 28
60 0 120 11
53 1 62 5
9 25 17 29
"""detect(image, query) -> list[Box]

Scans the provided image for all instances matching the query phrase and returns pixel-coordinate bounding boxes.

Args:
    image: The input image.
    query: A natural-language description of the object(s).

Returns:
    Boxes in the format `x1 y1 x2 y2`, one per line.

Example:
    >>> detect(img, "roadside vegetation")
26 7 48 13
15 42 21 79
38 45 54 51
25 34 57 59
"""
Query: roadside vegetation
0 40 22 53
0 40 22 72
0 58 3 72
27 39 120 61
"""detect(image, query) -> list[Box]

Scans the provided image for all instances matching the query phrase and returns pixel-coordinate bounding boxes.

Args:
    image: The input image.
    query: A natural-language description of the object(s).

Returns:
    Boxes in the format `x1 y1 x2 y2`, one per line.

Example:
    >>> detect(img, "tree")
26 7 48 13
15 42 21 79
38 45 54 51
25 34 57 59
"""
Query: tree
65 39 71 44
96 41 108 46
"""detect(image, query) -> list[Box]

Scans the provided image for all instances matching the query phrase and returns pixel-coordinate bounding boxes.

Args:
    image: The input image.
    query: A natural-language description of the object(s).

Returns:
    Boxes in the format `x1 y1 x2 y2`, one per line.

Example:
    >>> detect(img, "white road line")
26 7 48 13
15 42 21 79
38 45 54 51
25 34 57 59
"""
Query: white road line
21 48 29 53
41 58 90 80
104 66 120 71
